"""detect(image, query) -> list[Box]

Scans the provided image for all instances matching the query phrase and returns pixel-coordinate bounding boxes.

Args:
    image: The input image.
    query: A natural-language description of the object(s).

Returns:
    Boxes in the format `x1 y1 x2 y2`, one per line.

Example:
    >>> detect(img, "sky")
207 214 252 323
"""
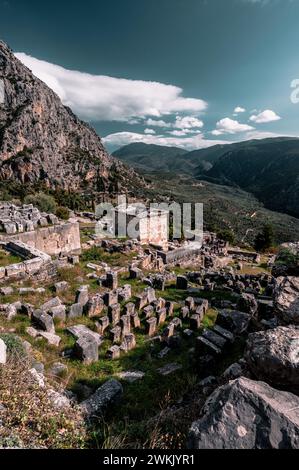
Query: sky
1 0 299 152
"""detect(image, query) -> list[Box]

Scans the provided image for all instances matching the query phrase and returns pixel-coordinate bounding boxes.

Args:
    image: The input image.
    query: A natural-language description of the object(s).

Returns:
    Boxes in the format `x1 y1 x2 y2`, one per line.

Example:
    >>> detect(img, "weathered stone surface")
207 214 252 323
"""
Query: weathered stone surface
0 41 141 193
48 305 66 322
110 326 122 343
216 310 251 335
54 281 69 293
117 371 145 382
66 325 102 345
86 294 104 318
190 314 201 330
0 287 13 296
245 327 299 393
107 345 121 360
106 272 118 290
68 303 84 319
80 379 123 419
274 277 299 324
157 363 182 376
26 326 39 338
96 316 110 335
108 303 121 326
120 334 136 352
188 377 299 449
146 317 157 337
0 338 6 364
157 308 167 326
38 332 61 347
75 286 89 305
74 335 98 364
32 310 55 333
237 293 258 317
41 297 61 312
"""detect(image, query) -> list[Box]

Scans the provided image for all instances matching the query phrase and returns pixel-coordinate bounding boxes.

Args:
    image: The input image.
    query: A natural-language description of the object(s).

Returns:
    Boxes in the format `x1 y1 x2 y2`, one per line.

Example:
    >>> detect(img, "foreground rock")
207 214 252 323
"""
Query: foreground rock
0 338 7 364
80 379 123 420
274 277 299 324
188 377 299 449
245 326 299 393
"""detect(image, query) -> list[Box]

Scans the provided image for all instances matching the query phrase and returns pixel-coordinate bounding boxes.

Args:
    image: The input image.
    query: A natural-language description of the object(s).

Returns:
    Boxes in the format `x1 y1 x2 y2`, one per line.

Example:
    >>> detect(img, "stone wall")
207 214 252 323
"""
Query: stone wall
4 222 81 256
157 246 203 265
0 240 56 282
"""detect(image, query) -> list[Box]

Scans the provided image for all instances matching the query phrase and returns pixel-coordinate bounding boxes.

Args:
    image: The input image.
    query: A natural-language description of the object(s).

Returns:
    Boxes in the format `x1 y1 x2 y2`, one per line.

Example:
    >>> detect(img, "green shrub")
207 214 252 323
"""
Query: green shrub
24 193 57 214
0 334 25 356
56 206 70 220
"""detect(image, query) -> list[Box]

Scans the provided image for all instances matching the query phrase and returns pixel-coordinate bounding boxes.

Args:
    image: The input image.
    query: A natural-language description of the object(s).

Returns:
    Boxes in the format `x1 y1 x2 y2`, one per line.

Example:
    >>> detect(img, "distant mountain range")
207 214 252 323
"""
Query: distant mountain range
114 138 299 218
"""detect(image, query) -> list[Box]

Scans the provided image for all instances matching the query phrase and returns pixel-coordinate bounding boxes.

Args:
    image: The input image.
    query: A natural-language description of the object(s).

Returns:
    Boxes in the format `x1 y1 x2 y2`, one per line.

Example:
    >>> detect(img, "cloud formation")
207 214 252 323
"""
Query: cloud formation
103 131 228 151
15 52 207 122
234 106 246 113
212 117 254 135
249 109 281 123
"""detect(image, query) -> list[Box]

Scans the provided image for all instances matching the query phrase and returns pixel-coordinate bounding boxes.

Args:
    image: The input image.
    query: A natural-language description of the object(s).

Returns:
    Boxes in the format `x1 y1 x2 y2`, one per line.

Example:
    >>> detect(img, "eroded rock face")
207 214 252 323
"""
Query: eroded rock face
0 41 143 193
245 327 299 393
274 277 299 324
188 377 299 449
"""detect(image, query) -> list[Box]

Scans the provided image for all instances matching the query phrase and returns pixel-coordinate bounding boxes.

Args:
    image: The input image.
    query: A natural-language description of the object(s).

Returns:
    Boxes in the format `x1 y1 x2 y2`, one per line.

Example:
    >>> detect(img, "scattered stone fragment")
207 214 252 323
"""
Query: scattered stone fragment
80 379 123 419
107 345 121 360
157 363 182 376
68 303 83 319
54 281 69 293
74 335 99 364
117 371 145 382
38 332 61 347
32 310 55 333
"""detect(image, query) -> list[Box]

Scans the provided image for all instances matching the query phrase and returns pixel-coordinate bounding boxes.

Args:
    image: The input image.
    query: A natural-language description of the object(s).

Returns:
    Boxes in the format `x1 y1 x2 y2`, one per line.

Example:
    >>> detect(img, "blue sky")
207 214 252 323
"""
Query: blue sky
1 0 299 151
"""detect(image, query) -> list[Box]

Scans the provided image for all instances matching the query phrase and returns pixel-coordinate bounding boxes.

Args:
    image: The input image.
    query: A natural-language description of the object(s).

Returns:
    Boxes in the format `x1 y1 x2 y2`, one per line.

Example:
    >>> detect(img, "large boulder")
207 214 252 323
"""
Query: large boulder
216 310 251 335
188 377 299 449
274 277 299 324
245 326 299 393
80 379 123 419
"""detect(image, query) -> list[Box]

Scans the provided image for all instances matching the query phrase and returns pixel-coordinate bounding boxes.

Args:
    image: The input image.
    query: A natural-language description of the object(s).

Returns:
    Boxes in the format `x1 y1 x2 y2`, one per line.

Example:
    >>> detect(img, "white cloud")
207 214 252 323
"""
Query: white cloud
249 109 281 124
144 128 156 135
15 52 207 122
173 116 204 129
234 106 246 113
167 129 198 136
145 118 171 128
103 131 228 151
212 117 254 135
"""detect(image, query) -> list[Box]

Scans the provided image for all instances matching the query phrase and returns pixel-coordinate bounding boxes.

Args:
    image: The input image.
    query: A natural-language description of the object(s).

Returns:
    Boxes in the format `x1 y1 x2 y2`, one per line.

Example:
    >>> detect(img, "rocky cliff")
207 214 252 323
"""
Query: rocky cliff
0 41 142 193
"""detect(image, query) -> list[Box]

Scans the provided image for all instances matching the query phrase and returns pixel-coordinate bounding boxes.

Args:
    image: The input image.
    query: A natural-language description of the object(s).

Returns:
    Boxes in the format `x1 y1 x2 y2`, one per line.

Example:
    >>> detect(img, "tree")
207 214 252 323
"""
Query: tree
217 228 235 245
254 224 274 252
24 193 57 214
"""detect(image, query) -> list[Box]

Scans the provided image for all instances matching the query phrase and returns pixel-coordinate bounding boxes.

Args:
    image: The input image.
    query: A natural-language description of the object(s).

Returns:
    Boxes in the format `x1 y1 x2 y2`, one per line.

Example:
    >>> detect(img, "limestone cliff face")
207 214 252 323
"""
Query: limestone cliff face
0 41 142 193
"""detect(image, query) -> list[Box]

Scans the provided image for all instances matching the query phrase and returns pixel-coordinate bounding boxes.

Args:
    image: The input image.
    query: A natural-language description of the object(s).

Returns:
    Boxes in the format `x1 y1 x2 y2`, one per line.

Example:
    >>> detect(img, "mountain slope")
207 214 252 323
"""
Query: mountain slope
0 41 142 193
113 142 227 174
113 143 188 173
200 138 299 218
